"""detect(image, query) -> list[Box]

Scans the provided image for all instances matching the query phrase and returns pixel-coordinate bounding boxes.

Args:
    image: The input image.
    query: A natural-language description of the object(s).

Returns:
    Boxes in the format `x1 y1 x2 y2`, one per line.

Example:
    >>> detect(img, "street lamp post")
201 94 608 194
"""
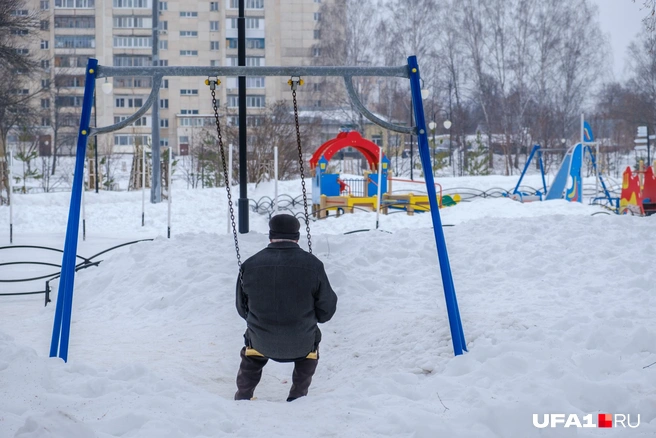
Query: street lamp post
428 121 437 175
443 119 451 176
99 79 113 192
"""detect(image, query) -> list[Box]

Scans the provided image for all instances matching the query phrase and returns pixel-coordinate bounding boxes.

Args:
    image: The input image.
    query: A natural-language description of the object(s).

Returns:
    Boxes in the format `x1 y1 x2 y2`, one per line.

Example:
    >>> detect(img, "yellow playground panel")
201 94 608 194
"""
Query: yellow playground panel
314 192 461 219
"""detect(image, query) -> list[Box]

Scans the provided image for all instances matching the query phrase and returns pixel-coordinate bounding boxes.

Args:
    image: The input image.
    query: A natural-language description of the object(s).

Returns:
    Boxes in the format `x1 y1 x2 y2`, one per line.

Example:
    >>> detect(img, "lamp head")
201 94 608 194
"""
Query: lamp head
101 80 113 94
443 120 452 130
428 121 437 130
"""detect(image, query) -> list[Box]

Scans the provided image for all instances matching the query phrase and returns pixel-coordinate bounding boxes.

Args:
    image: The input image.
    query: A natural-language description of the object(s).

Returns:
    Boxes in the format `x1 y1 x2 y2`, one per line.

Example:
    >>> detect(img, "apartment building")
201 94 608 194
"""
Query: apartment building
31 0 326 155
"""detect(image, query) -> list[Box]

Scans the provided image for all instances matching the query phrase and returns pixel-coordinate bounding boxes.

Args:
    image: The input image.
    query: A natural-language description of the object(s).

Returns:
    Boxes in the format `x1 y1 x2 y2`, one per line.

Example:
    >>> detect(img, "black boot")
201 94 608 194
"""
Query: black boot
287 355 318 401
235 347 268 400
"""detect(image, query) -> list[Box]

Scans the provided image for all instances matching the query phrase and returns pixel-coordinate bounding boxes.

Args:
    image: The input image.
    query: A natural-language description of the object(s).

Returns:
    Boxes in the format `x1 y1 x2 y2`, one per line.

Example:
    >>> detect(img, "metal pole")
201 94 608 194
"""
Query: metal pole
410 104 413 180
580 113 584 203
151 0 161 203
141 146 145 226
274 146 279 212
93 92 99 193
648 125 651 167
237 0 249 233
375 146 383 229
408 56 466 356
167 147 172 238
49 58 98 362
227 143 233 234
8 150 13 244
82 165 86 241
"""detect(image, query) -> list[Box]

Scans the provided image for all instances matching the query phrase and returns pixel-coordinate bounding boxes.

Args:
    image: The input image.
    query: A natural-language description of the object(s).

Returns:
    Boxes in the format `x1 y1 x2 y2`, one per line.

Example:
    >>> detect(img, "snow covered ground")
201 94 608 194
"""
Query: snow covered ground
1 175 655 437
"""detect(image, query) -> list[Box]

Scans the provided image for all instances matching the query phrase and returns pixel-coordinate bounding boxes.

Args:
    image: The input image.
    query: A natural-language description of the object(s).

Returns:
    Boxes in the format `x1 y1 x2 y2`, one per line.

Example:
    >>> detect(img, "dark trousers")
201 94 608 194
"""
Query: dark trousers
234 347 319 401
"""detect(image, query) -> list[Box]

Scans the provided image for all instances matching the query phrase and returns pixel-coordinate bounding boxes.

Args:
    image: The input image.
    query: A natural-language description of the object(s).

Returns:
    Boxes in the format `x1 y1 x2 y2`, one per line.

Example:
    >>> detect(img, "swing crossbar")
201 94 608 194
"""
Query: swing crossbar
91 64 414 136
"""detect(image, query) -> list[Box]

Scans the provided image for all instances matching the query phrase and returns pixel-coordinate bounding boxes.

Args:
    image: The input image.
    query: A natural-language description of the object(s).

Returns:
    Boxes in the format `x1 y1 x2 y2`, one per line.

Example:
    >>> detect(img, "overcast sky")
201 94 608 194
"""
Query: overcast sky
593 0 647 80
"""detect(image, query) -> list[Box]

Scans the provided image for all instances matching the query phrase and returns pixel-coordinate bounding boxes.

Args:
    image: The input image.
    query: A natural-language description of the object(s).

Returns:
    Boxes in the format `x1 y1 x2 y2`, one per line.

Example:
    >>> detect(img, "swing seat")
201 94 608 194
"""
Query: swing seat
245 347 318 360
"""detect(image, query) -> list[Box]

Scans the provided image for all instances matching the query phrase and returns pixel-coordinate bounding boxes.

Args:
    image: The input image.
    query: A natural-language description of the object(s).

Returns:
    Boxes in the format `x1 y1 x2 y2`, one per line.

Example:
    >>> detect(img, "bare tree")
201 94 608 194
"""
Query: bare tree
0 0 42 203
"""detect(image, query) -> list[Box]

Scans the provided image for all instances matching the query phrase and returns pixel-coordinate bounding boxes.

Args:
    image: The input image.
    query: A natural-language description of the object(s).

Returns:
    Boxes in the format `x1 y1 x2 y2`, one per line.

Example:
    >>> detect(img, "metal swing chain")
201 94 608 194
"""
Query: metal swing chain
290 78 312 254
209 80 244 283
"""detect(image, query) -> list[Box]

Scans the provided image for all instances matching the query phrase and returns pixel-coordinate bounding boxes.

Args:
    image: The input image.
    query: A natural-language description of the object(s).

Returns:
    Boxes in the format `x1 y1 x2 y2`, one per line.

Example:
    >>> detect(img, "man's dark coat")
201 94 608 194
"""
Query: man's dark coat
236 241 337 360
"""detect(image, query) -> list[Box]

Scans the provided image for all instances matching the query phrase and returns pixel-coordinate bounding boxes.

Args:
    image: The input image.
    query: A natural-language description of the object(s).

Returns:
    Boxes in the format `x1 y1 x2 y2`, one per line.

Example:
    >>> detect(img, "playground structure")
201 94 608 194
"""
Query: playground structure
510 118 617 210
620 161 656 216
47 56 466 364
310 131 460 218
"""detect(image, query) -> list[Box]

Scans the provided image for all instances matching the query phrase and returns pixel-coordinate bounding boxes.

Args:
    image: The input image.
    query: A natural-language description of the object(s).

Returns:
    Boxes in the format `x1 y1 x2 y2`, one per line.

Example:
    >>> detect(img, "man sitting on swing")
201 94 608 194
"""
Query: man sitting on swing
234 213 338 402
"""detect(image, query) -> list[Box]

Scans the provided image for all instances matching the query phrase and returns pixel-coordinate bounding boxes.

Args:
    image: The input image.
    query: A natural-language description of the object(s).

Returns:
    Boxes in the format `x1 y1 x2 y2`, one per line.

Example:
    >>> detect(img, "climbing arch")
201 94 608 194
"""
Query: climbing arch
310 131 385 170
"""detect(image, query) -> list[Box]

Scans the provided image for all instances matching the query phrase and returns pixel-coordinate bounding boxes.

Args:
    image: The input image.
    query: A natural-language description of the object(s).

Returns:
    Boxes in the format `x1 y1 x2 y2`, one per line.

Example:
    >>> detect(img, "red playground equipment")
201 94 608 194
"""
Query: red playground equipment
620 162 656 216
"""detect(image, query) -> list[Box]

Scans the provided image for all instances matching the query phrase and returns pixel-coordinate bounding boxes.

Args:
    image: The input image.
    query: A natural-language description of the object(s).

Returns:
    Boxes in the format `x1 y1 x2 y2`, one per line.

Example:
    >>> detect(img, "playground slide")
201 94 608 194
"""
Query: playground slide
565 143 583 203
545 148 572 200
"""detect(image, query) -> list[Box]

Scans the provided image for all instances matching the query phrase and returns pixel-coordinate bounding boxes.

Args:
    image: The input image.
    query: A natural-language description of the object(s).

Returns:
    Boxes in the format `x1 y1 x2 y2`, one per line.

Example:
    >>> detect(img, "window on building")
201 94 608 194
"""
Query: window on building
11 29 28 35
210 60 219 66
158 21 167 30
41 98 50 108
246 77 264 88
54 35 95 48
314 30 320 39
180 50 198 56
210 20 219 31
56 16 95 28
55 96 84 107
245 18 261 29
14 48 29 55
179 30 197 37
179 136 189 144
313 47 321 57
113 36 152 48
229 0 263 8
314 12 321 21
157 59 168 66
180 109 198 114
41 79 50 88
160 99 168 108
41 59 50 69
160 79 169 88
113 77 153 87
40 1 49 9
113 55 151 66
40 20 49 30
210 1 218 10
160 138 168 146
113 16 152 28
55 0 95 7
210 41 219 50
159 40 167 49
55 75 85 87
112 0 150 8
180 89 199 95
179 11 197 17
246 38 264 49
159 1 166 10
160 119 168 128
40 40 49 49
114 135 150 146
228 95 264 108
227 56 265 66
41 117 51 126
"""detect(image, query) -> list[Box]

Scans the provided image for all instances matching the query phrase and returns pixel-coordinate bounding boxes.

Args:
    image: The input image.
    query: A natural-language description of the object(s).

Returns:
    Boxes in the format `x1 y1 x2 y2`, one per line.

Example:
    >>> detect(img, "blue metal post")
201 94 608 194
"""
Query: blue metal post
407 56 466 356
538 149 547 195
49 58 98 362
513 145 540 196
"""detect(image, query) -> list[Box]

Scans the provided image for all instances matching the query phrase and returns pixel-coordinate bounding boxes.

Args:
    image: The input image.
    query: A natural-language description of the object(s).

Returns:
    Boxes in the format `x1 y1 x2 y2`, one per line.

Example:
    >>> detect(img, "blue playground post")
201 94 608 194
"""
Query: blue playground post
408 56 467 356
49 58 98 362
513 145 547 198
